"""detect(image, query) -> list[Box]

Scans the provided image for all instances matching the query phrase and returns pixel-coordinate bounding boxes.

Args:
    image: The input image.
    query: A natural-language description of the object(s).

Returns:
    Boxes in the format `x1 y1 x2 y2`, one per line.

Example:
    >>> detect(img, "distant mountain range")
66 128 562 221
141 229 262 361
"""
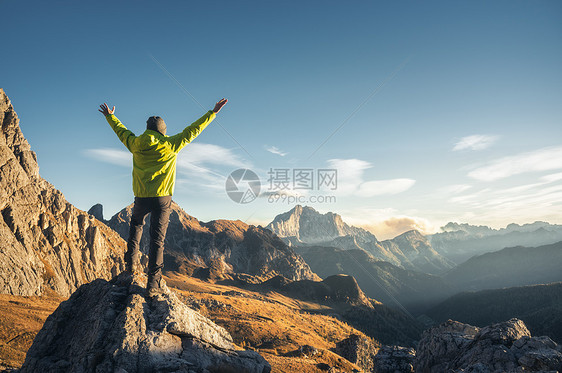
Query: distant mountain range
426 282 562 343
428 221 562 264
267 205 453 275
443 241 562 293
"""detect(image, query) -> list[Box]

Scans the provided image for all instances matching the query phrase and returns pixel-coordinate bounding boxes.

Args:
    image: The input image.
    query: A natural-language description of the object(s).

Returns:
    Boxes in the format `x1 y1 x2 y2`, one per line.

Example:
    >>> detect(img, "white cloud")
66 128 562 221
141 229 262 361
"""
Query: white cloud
327 158 415 197
357 179 416 197
453 135 499 151
84 148 131 167
265 145 287 157
468 146 562 181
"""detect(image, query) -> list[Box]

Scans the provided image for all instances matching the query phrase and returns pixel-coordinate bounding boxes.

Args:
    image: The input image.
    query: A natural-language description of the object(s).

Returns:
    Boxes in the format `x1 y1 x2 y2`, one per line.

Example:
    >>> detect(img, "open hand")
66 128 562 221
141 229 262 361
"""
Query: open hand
98 103 115 116
213 98 228 114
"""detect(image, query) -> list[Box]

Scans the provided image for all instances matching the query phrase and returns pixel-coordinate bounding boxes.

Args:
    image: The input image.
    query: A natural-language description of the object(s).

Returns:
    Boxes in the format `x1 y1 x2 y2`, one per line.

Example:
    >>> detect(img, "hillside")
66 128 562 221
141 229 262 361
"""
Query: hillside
0 88 126 297
295 246 451 314
241 274 424 346
426 282 562 343
0 273 383 372
443 241 562 292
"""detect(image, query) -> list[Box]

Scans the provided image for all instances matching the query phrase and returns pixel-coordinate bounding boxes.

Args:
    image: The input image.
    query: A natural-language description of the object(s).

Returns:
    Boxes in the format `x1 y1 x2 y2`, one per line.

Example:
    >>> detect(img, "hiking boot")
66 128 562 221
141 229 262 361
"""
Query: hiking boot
146 277 167 298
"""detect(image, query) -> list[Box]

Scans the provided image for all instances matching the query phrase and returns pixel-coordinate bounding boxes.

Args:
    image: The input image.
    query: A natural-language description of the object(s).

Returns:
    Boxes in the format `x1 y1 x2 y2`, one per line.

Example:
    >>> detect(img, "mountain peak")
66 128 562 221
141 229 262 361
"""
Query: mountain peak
267 205 375 244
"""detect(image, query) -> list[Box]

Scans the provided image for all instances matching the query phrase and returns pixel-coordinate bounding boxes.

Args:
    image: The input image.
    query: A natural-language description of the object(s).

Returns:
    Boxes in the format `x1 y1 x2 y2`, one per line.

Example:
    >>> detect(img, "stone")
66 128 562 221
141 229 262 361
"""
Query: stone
372 345 415 373
415 318 562 373
19 273 271 373
334 334 377 373
88 203 104 221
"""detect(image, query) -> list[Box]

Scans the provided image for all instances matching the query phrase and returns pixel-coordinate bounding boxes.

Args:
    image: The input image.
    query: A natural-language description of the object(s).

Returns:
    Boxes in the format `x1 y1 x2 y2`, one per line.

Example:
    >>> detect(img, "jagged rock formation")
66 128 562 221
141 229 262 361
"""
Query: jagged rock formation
415 318 562 372
88 203 104 221
103 202 319 282
267 205 452 274
429 221 562 264
267 205 374 244
0 88 126 296
19 273 271 373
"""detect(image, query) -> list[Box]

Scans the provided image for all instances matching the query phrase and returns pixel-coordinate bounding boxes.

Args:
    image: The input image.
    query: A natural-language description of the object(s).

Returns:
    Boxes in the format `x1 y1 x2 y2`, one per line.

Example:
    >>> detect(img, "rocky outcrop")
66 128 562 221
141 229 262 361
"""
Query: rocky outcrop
415 318 562 372
334 334 378 372
0 88 126 296
372 345 415 373
88 203 104 221
104 202 319 282
333 334 415 373
267 205 452 274
19 273 271 373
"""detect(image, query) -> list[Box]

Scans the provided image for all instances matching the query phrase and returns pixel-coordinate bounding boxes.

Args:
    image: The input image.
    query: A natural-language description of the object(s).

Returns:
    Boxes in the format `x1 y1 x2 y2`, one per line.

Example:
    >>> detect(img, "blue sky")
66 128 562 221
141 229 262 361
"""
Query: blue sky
2 0 561 239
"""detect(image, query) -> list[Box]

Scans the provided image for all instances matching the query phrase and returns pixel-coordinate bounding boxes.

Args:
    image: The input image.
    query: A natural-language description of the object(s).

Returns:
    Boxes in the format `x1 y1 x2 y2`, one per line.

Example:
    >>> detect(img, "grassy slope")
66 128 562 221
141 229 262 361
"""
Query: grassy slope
1 273 369 372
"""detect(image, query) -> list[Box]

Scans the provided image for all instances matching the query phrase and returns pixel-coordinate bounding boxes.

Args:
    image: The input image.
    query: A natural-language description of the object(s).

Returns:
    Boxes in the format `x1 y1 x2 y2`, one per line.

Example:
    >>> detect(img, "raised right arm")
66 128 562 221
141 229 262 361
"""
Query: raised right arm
99 103 136 152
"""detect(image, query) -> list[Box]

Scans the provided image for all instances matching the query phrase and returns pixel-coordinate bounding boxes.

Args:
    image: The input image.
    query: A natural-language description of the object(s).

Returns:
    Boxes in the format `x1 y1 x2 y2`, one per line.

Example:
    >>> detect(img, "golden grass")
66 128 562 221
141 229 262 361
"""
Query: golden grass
0 272 368 372
0 292 64 369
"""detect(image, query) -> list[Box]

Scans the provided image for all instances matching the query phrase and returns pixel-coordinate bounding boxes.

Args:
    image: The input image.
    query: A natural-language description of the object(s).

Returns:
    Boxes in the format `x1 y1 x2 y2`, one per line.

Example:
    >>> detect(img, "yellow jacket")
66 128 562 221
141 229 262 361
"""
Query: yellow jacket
105 111 216 197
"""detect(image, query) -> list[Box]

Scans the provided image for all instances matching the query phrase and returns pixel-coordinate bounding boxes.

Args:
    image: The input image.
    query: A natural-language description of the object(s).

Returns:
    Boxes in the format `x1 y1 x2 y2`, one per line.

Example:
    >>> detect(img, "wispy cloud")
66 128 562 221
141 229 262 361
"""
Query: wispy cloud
328 159 415 197
84 148 131 167
265 145 287 157
453 134 499 151
468 146 562 181
438 184 472 195
448 173 562 225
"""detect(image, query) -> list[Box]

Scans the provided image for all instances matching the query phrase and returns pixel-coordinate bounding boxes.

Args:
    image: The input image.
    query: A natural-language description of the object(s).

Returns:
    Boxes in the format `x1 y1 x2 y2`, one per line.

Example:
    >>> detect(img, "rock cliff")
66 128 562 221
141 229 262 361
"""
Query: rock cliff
415 318 562 372
0 88 126 297
104 202 319 282
19 273 271 373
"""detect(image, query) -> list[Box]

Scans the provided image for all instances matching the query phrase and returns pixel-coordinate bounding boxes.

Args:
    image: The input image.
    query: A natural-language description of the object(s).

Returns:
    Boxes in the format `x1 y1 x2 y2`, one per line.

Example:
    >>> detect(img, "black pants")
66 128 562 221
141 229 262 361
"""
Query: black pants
125 196 172 287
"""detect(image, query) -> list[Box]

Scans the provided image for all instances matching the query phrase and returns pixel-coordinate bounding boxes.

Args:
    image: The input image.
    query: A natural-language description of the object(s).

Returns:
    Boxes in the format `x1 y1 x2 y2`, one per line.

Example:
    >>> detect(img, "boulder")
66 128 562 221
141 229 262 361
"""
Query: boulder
415 318 562 373
19 273 271 373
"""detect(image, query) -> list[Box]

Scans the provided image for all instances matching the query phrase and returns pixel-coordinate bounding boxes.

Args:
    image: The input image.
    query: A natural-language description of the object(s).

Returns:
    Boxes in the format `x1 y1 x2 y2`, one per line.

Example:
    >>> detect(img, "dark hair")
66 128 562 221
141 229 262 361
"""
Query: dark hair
146 116 167 136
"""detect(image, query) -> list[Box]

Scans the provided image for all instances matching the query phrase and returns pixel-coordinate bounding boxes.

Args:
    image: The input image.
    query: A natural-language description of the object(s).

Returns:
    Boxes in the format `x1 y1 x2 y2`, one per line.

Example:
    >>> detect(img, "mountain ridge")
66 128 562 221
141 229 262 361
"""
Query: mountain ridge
267 205 453 274
0 88 126 297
